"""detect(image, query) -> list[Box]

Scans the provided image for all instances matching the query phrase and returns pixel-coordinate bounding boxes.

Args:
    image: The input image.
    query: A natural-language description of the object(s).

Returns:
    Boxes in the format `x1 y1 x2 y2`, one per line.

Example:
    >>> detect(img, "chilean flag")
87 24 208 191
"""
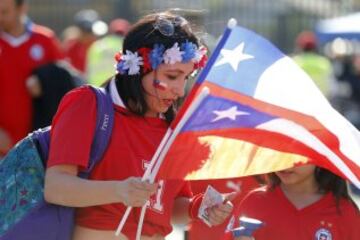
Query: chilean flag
153 20 360 188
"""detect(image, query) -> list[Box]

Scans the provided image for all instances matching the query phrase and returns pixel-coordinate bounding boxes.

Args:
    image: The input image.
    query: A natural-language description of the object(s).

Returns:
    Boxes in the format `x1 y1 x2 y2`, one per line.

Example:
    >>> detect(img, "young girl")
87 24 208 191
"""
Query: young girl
44 12 233 240
224 164 360 240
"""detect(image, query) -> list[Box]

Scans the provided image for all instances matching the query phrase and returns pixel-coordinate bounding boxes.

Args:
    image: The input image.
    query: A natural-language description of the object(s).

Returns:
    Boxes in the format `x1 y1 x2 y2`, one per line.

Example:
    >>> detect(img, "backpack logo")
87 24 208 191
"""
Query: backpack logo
101 114 109 131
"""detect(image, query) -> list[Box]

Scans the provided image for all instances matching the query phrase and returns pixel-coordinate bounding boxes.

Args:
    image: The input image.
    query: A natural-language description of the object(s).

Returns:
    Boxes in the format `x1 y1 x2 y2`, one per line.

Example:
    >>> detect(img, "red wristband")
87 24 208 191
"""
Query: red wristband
188 193 204 220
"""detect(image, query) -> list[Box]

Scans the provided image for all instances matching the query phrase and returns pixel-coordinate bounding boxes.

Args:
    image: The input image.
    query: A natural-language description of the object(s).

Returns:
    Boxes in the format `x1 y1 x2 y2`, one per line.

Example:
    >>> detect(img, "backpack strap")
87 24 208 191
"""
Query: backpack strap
83 84 114 175
33 84 114 177
33 126 51 162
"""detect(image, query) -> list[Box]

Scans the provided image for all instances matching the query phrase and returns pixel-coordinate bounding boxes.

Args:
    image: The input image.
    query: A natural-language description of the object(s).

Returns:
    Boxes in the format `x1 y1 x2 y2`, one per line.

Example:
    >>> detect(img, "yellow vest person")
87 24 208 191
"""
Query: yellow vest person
293 52 333 97
293 31 334 98
86 18 130 86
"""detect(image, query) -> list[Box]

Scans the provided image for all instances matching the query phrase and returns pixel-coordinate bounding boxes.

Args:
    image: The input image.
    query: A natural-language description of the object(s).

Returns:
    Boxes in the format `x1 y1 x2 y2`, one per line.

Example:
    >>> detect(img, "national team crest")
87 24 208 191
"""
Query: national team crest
29 44 44 60
315 228 332 240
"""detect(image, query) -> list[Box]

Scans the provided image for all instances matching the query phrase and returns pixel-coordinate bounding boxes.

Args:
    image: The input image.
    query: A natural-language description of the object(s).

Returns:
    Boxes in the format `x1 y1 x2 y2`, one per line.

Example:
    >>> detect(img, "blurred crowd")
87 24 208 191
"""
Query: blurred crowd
1 1 360 239
292 30 360 130
0 0 131 157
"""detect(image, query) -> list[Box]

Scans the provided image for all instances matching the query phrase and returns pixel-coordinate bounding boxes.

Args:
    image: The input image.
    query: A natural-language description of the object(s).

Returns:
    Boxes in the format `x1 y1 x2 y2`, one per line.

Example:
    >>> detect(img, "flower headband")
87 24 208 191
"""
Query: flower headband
114 41 208 75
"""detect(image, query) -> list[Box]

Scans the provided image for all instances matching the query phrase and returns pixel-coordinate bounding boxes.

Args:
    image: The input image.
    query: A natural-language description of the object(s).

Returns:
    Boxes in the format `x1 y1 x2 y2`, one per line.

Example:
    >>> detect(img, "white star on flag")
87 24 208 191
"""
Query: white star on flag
212 106 249 122
214 42 254 71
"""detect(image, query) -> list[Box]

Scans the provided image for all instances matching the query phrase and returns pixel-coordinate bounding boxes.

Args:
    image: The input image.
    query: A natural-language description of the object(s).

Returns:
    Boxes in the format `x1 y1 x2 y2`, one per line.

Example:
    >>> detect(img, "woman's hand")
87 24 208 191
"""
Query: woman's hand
45 166 158 208
206 192 236 226
116 177 158 207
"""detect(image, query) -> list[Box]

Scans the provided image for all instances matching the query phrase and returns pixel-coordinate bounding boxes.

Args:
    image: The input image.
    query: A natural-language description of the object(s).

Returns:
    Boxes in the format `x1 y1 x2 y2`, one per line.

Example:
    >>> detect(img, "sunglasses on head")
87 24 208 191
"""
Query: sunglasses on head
153 15 188 37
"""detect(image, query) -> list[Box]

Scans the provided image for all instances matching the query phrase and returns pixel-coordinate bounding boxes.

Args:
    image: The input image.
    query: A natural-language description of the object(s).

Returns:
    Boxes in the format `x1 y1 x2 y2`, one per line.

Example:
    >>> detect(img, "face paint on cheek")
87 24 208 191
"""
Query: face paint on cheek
153 79 168 91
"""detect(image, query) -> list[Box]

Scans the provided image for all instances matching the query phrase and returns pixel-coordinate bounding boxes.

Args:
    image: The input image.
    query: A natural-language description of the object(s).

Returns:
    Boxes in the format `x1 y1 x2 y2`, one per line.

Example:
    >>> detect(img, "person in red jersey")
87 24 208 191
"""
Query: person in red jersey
0 0 63 157
223 164 360 240
44 12 233 240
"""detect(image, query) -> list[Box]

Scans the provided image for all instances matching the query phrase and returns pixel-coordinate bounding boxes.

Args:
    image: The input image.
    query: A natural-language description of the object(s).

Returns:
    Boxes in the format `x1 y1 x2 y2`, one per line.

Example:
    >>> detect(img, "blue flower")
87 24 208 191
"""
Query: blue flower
116 61 126 74
181 41 197 63
149 44 165 69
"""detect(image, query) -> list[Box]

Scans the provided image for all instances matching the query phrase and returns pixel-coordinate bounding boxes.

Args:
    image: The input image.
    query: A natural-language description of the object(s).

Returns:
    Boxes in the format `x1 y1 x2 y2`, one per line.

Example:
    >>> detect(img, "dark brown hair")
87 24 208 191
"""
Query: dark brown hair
114 12 200 123
268 167 358 212
15 0 25 6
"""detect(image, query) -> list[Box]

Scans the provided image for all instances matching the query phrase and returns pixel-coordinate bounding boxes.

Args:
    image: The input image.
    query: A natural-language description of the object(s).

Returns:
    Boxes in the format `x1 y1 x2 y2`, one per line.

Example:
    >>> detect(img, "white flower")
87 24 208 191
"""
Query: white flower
163 43 184 64
122 50 143 75
193 47 207 63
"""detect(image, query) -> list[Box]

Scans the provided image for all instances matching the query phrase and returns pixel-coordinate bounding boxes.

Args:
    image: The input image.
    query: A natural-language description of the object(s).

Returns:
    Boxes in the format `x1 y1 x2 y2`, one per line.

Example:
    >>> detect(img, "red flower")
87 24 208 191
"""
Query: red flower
114 52 122 62
138 47 152 73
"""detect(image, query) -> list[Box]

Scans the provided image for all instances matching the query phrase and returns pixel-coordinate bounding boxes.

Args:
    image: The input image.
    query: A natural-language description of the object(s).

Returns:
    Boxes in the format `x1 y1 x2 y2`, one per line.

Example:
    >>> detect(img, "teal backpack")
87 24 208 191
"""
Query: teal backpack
0 85 114 240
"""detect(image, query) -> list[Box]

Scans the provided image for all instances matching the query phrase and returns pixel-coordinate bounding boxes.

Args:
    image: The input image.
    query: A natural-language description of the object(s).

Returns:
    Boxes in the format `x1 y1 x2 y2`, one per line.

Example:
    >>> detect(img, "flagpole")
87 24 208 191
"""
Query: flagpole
136 204 147 240
114 129 172 236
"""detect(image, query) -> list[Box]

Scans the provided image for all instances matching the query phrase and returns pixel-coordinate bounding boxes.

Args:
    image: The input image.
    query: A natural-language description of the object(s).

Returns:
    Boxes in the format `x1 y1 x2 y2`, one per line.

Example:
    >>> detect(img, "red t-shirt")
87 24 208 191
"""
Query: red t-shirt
223 186 360 240
188 177 261 240
64 38 95 73
0 24 63 146
47 85 192 239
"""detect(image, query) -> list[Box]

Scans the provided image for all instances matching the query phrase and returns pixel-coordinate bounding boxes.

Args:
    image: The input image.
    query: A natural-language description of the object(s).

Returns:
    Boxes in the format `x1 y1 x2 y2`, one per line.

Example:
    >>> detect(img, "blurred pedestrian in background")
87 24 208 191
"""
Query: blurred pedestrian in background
0 0 64 157
86 18 130 86
292 30 336 100
63 9 107 75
